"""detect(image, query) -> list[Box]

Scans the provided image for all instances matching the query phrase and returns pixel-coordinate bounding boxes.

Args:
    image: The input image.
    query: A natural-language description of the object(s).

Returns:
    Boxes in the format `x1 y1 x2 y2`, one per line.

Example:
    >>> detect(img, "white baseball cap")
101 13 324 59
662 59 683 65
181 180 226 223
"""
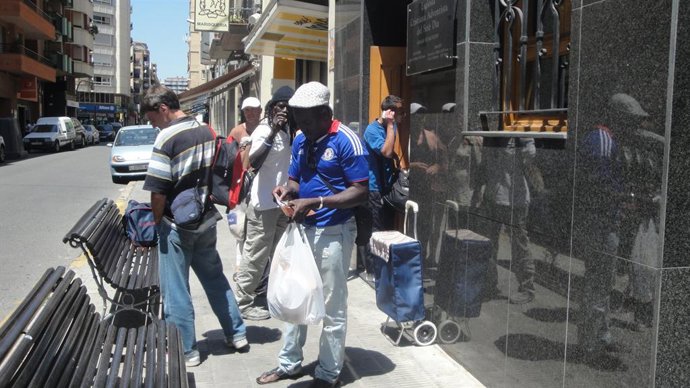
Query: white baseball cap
288 82 330 108
241 97 261 110
609 93 648 117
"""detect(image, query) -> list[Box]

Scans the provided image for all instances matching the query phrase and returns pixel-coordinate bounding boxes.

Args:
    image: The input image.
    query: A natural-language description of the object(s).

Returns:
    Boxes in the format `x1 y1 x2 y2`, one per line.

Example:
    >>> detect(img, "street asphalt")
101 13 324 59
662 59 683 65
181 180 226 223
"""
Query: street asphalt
68 180 484 387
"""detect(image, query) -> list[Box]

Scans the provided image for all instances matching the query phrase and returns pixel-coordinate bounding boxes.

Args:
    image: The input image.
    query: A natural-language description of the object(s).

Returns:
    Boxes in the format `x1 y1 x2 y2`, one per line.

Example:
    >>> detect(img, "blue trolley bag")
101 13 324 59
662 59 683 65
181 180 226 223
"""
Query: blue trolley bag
371 231 425 322
435 200 491 318
371 201 438 346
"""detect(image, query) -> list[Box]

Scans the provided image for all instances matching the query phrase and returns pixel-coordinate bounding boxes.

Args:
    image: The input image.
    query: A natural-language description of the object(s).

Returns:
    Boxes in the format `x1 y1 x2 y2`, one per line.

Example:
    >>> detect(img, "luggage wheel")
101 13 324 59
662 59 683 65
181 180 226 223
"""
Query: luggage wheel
413 320 437 346
438 320 462 344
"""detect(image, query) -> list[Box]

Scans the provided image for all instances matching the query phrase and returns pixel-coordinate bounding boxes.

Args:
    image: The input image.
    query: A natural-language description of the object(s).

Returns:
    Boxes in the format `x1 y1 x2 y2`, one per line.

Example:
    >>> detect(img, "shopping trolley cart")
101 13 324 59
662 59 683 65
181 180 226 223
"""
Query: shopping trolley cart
433 200 491 343
370 200 438 346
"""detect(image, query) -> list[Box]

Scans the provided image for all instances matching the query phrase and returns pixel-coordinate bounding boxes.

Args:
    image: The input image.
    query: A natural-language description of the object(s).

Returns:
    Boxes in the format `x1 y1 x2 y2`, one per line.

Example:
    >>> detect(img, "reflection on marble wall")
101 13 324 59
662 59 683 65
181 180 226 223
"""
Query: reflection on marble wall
334 1 362 133
334 0 686 386
403 0 678 387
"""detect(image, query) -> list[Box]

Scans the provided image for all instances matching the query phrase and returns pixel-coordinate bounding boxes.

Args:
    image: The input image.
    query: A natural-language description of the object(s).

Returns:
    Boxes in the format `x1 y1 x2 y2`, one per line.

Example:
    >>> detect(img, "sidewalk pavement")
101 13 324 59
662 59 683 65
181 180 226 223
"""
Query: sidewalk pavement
71 181 484 388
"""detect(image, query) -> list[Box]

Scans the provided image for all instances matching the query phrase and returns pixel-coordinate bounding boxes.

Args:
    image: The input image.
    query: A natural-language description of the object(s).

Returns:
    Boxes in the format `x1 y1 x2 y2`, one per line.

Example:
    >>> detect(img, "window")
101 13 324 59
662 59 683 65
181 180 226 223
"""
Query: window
93 76 112 86
93 53 113 66
94 34 113 46
93 15 111 25
94 0 112 4
480 0 571 138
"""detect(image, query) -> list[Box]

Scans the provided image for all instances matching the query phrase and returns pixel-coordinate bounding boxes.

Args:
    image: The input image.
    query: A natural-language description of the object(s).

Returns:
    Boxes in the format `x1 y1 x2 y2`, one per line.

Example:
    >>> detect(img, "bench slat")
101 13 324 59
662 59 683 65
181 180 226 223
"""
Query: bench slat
55 309 100 388
62 198 109 244
93 324 118 387
42 293 94 386
0 267 63 357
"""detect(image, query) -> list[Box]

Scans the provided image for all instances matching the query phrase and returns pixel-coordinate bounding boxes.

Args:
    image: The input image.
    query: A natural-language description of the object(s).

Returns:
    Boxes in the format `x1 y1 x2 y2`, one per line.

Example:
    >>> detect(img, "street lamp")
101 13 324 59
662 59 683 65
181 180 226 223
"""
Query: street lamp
76 77 93 123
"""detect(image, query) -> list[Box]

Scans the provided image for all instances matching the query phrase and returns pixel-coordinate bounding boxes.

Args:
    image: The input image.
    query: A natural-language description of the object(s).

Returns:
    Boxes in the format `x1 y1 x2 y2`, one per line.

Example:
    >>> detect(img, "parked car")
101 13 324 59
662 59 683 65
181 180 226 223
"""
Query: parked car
111 122 123 132
98 124 115 142
84 124 99 144
109 125 159 184
70 118 87 148
23 116 77 152
0 135 5 163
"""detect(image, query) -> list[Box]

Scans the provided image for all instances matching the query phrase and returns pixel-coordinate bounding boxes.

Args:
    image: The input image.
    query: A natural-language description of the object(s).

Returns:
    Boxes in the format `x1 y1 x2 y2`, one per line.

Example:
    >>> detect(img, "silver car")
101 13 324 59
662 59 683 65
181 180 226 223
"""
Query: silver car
109 125 159 184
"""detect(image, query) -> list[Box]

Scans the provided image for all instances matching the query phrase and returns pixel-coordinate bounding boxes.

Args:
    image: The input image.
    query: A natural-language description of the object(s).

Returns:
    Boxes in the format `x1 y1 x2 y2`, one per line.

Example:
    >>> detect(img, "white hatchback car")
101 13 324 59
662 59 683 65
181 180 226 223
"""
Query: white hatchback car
108 125 159 184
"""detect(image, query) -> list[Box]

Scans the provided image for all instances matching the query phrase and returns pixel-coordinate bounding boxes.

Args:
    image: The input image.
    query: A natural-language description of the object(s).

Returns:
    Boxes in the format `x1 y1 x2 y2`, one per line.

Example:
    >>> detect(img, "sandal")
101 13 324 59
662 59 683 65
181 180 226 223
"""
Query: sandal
256 367 303 385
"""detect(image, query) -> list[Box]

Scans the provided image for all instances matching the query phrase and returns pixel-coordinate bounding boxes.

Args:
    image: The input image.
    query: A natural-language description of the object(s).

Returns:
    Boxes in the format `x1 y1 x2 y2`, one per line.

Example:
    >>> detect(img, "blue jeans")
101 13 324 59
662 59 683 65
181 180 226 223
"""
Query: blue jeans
277 219 356 383
158 214 246 353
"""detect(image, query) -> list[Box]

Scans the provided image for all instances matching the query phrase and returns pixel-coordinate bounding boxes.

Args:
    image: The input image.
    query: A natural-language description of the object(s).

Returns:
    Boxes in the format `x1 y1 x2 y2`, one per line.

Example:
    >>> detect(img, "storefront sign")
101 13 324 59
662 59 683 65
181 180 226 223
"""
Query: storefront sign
194 0 230 32
406 0 455 75
79 103 116 113
18 76 38 101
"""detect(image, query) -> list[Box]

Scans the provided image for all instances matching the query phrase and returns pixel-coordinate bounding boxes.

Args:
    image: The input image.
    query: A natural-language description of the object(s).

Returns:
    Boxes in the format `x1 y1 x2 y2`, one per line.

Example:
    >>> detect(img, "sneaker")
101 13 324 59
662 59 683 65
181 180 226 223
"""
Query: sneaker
184 349 201 367
241 306 271 321
509 289 535 305
226 336 250 352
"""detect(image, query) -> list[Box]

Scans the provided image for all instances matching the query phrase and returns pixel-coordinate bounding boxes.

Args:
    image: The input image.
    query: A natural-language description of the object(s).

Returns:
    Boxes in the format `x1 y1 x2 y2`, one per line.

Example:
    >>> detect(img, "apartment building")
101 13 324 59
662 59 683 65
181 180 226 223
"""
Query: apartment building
163 76 189 94
130 41 156 122
79 0 131 124
0 0 95 130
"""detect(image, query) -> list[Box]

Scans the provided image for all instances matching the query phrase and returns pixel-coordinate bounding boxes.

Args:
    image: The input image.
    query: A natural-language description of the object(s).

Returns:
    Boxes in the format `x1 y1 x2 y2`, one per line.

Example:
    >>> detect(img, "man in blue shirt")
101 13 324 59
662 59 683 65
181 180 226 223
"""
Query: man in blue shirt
257 82 368 388
359 95 404 272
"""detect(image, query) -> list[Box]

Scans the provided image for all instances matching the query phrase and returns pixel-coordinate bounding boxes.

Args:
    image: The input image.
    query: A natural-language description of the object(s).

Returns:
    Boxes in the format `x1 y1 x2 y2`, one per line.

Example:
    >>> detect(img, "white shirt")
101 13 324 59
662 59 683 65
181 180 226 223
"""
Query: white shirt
247 121 290 210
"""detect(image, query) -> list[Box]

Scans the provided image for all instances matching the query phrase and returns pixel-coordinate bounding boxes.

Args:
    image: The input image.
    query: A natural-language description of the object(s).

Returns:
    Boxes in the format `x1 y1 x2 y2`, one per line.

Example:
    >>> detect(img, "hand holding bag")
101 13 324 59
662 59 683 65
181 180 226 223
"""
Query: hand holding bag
267 223 325 325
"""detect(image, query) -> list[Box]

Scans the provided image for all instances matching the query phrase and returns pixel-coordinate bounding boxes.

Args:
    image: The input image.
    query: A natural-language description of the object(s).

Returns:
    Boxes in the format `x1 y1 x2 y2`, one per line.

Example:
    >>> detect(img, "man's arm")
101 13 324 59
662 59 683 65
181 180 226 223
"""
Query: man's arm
380 115 397 159
288 180 368 223
151 192 167 225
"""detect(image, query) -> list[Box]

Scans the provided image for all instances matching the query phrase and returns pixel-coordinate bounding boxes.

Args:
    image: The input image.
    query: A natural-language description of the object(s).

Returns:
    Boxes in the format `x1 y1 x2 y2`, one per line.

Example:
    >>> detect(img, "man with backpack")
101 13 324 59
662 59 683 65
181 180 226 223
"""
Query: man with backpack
233 86 294 321
141 85 248 368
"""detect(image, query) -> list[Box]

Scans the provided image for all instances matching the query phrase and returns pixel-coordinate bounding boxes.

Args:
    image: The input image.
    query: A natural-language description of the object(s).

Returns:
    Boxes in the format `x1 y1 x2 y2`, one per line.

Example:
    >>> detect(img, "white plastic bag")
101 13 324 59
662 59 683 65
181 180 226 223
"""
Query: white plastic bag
267 223 325 325
227 202 247 241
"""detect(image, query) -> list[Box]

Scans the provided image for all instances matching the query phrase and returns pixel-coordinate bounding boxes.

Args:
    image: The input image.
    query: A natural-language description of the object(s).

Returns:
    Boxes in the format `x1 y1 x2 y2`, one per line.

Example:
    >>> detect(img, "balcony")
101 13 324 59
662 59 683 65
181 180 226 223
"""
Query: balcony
0 44 56 81
72 27 93 47
48 52 73 73
72 60 93 77
0 0 55 40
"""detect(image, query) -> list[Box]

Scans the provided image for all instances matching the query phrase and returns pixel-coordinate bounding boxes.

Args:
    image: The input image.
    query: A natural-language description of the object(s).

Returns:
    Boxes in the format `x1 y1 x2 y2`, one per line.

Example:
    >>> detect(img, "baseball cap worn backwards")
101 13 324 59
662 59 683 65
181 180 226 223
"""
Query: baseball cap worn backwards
289 82 330 108
241 97 261 110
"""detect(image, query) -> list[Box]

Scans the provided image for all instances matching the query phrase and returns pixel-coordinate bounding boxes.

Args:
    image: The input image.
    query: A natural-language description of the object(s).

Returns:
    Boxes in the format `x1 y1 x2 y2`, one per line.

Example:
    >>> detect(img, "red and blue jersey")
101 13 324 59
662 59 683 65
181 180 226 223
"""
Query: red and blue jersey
289 120 369 227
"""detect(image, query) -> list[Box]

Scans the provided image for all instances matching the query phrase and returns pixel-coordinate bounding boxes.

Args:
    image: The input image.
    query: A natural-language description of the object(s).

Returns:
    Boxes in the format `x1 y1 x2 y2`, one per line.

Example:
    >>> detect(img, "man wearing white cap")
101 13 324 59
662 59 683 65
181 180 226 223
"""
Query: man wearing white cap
230 96 263 162
227 96 262 284
258 82 368 387
577 93 649 364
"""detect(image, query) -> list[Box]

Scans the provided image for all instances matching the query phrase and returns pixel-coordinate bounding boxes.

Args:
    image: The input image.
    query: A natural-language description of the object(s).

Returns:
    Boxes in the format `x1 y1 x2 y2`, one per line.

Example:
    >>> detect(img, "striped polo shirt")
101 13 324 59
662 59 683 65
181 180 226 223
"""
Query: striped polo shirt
143 116 215 215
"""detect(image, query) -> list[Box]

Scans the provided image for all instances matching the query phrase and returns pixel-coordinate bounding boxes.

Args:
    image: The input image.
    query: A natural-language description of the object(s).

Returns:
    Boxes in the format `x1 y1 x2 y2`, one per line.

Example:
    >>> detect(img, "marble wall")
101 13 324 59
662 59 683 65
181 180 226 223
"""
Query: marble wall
336 0 688 386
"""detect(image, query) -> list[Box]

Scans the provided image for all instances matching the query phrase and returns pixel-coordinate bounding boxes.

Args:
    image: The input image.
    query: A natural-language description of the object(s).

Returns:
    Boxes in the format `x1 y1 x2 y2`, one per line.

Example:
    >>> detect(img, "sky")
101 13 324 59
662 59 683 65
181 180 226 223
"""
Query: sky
130 0 190 81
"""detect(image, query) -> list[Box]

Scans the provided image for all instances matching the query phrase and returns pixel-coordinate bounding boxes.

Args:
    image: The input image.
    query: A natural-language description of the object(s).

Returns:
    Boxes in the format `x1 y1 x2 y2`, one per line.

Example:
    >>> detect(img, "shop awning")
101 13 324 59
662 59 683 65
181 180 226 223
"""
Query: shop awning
178 64 255 110
243 0 328 62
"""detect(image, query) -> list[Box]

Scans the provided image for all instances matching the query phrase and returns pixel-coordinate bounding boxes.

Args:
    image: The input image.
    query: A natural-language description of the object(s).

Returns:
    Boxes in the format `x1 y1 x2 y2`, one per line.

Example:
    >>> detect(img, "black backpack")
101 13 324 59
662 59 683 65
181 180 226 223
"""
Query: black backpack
208 133 242 210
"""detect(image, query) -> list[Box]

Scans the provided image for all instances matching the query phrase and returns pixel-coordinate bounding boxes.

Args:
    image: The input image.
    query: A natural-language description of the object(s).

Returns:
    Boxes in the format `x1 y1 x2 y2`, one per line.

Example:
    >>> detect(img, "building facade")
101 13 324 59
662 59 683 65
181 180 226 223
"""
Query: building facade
163 76 189 95
0 0 97 159
79 0 131 124
130 41 156 123
333 0 689 386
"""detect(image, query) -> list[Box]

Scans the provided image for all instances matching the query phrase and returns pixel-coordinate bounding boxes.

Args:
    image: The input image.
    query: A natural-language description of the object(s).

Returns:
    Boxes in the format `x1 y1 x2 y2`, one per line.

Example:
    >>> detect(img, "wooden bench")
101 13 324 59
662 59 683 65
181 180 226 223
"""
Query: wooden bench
0 267 187 387
63 198 160 319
